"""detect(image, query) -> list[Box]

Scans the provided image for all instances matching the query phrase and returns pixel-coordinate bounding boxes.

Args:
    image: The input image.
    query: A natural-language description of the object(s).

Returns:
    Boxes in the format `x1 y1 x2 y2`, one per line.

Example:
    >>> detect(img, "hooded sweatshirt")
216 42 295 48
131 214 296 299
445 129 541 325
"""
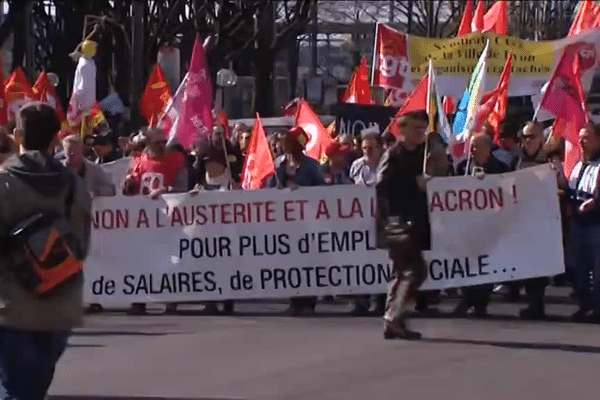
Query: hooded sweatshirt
0 151 91 331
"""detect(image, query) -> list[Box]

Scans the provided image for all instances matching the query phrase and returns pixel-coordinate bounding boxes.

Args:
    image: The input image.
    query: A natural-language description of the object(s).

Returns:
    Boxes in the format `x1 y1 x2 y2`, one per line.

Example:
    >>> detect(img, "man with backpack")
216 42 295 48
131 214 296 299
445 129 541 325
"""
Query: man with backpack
0 102 91 399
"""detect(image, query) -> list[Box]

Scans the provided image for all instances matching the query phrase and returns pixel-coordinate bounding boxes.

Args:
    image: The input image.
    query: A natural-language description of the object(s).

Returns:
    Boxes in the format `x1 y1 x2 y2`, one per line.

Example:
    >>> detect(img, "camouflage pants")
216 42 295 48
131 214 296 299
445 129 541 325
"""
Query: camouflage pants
383 231 427 325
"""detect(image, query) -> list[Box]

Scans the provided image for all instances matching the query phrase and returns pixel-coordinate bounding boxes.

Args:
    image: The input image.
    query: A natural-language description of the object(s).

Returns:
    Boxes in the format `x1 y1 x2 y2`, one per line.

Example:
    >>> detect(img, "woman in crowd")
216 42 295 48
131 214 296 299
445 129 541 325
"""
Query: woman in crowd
268 126 326 315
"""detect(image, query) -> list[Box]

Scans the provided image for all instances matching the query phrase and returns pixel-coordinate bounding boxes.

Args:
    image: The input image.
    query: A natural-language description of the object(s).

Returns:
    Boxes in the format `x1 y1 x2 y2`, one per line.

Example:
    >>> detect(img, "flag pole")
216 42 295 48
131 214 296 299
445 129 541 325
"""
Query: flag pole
371 22 380 88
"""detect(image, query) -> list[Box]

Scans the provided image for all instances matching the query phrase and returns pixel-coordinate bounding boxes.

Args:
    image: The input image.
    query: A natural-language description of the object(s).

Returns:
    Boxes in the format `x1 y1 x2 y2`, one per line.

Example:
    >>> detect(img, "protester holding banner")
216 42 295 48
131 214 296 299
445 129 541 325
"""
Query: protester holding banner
512 122 553 319
349 127 383 187
416 130 455 314
321 141 353 185
268 126 326 315
170 144 238 315
376 110 430 340
566 122 600 323
122 129 189 315
455 133 510 317
349 127 386 315
194 124 243 186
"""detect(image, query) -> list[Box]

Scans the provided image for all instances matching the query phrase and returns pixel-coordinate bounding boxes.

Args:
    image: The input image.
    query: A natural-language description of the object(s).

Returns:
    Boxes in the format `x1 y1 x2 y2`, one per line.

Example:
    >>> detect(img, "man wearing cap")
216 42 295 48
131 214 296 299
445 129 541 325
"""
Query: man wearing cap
90 128 122 165
321 141 352 185
268 126 326 315
376 110 430 340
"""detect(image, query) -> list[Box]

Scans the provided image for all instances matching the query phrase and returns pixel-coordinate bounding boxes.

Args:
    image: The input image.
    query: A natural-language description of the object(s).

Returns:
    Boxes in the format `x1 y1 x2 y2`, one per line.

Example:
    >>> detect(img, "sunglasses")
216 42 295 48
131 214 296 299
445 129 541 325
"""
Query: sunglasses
522 135 539 141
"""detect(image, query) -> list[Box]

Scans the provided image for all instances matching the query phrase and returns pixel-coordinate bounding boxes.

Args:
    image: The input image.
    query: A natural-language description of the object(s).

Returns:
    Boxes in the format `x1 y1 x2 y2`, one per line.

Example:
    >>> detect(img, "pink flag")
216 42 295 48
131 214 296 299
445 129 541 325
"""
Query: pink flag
539 48 588 139
159 34 214 150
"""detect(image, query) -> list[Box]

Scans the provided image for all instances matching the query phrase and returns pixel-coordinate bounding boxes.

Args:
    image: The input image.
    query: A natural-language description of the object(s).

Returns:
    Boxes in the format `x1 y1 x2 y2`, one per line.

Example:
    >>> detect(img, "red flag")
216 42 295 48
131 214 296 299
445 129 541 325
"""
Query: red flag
569 0 598 36
33 71 66 124
475 53 513 142
387 73 429 138
457 0 475 36
483 1 508 35
5 67 34 121
471 0 486 32
241 114 275 190
61 101 106 139
140 64 172 127
342 57 373 105
443 96 456 115
541 49 589 178
158 34 214 150
296 99 334 161
539 48 588 136
372 23 411 96
218 110 231 140
553 118 583 178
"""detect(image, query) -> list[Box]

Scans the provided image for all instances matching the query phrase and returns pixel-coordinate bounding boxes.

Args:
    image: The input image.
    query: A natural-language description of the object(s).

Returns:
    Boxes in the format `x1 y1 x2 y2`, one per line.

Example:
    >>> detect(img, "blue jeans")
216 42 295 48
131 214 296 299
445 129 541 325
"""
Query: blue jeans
0 327 70 400
566 221 600 313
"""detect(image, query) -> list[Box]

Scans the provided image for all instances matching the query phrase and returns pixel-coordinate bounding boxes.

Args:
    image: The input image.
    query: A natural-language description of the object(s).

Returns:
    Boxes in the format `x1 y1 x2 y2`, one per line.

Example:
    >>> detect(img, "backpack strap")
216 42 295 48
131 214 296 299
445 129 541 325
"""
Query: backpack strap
64 173 76 217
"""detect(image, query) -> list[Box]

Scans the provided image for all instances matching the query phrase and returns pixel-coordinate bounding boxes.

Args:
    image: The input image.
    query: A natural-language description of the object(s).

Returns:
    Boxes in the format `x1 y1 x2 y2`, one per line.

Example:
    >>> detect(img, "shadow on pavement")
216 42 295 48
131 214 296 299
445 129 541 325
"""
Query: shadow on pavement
67 344 105 348
70 331 178 337
423 337 600 354
48 397 246 400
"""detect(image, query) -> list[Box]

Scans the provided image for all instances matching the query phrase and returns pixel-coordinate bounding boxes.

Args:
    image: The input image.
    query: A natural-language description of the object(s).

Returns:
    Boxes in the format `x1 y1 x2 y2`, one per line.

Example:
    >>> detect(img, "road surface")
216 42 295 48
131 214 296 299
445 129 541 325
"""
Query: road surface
48 289 600 400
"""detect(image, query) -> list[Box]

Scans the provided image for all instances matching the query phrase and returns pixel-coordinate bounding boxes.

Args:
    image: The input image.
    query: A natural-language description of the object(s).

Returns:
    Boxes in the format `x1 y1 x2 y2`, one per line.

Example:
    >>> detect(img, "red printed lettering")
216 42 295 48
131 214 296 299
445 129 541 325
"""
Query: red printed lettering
315 199 330 220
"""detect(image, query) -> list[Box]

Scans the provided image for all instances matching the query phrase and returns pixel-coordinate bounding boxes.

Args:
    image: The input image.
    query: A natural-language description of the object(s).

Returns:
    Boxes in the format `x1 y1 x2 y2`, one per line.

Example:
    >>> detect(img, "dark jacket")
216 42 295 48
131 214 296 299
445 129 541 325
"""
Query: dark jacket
0 152 92 331
267 154 326 188
516 149 548 170
456 154 510 176
375 142 429 249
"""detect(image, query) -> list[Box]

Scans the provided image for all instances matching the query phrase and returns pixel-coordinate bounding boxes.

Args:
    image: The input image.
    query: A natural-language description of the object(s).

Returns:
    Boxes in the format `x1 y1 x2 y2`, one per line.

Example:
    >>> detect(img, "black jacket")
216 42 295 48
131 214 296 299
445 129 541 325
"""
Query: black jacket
456 154 510 176
375 142 430 249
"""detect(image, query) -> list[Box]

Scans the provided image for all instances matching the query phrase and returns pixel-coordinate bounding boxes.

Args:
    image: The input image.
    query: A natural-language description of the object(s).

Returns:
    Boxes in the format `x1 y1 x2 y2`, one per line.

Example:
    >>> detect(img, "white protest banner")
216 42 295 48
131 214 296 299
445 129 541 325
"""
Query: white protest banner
101 156 132 188
85 186 389 304
85 165 564 303
420 164 564 290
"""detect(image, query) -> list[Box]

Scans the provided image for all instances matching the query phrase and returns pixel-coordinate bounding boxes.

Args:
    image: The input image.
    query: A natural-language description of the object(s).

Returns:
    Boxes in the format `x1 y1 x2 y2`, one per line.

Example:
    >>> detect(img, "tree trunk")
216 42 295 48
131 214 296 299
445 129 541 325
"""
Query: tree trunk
253 0 275 117
254 49 275 117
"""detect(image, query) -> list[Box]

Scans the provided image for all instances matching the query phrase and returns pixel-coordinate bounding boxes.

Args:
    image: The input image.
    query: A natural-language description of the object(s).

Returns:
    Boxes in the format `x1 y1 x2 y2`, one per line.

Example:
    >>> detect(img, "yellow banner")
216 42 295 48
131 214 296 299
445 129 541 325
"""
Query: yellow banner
408 32 556 77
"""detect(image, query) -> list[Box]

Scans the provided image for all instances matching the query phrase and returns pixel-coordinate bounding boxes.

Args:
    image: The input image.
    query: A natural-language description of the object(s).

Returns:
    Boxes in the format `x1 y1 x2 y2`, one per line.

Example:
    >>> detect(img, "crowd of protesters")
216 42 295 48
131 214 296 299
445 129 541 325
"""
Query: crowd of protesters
0 104 596 328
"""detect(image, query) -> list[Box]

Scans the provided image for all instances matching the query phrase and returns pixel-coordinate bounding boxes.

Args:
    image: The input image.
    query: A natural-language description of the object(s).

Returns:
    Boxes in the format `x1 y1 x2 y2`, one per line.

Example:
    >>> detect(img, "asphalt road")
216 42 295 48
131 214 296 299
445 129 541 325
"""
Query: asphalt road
48 289 600 400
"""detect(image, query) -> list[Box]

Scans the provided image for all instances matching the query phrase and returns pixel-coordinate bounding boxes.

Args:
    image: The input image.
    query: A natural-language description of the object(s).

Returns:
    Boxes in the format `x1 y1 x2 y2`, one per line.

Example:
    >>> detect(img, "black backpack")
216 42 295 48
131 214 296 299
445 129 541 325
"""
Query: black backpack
2 173 84 298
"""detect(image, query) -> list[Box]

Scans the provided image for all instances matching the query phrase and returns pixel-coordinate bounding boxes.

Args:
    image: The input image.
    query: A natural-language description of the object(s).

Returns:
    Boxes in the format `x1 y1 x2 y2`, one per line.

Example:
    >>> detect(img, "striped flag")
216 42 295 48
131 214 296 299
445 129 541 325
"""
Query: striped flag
451 40 490 159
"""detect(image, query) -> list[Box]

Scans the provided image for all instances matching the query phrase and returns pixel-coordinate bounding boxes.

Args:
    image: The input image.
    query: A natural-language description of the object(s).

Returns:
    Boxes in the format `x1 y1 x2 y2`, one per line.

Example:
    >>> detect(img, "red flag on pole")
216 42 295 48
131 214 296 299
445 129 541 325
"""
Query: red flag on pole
483 1 508 35
5 68 34 121
241 114 275 190
386 73 429 138
342 57 373 105
475 53 513 142
158 34 214 150
140 64 172 127
33 71 66 125
295 99 334 162
569 0 599 37
540 49 588 135
540 49 589 177
457 0 475 36
471 0 486 32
